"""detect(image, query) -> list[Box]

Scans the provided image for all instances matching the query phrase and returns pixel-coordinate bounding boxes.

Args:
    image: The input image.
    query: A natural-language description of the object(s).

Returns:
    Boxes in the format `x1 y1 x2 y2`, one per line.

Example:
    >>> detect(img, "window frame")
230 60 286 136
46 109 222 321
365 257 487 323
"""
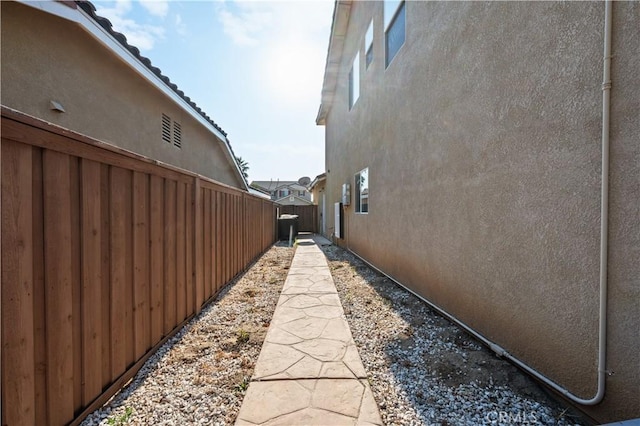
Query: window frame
384 0 406 68
355 167 369 214
365 20 374 69
349 51 360 110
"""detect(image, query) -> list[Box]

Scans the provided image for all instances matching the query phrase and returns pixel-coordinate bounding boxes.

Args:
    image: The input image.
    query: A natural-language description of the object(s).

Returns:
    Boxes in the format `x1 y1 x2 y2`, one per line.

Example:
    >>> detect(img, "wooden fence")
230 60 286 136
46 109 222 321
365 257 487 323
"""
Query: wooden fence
279 204 317 233
1 107 278 426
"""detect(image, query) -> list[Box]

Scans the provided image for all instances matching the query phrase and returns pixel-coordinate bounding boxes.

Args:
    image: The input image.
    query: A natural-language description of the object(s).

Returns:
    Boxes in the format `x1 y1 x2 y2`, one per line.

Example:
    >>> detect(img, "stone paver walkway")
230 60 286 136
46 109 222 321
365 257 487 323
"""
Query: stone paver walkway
235 235 382 425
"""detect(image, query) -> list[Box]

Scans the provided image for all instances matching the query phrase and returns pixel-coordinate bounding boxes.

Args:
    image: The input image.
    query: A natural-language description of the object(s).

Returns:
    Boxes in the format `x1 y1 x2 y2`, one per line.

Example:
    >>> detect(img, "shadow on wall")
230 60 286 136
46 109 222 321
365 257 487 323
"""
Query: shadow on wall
318 244 590 426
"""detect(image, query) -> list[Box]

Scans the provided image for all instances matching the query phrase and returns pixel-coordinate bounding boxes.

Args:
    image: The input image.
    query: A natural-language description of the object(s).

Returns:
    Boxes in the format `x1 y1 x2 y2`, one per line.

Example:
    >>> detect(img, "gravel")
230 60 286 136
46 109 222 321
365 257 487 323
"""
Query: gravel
319 243 587 426
82 240 587 426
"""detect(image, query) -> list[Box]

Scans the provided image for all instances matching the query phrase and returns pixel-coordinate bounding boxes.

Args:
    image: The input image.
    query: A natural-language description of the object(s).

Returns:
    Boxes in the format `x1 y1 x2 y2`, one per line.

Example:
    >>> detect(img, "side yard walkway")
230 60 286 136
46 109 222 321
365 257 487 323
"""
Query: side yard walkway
235 235 382 425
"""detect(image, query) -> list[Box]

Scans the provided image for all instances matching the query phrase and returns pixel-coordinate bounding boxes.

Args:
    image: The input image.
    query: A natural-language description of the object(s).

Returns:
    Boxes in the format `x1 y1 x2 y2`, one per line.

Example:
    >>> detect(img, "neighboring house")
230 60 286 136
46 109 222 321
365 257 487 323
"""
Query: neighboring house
317 1 639 423
274 195 313 207
251 179 312 202
1 0 247 189
309 173 327 235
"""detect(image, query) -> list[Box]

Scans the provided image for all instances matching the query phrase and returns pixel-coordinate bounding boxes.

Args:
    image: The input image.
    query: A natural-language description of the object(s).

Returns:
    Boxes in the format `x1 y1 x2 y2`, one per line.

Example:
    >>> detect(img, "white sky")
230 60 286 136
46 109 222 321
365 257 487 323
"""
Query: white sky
94 0 334 183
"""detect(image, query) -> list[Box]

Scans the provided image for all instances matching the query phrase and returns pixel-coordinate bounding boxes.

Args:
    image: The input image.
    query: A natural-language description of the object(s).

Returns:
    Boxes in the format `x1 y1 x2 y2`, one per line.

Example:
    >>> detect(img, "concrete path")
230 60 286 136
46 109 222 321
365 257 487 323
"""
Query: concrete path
235 235 382 425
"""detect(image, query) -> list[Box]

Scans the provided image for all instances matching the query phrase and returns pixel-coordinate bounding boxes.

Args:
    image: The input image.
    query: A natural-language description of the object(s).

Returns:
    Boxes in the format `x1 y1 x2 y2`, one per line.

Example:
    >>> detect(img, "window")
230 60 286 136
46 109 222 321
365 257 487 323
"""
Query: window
349 51 360 109
298 190 305 196
365 20 374 68
161 114 182 149
355 168 369 213
384 0 405 68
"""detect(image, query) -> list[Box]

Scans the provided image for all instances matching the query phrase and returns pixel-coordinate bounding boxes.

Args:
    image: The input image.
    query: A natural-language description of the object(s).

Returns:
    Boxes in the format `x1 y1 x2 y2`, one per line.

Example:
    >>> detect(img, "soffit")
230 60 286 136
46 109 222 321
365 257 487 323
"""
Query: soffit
316 0 352 125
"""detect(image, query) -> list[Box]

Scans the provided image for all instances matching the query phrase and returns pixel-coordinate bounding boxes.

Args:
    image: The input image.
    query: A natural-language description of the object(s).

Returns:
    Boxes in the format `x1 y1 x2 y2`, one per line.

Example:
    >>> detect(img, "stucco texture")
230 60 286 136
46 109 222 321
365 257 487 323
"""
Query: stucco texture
323 1 639 422
1 2 242 188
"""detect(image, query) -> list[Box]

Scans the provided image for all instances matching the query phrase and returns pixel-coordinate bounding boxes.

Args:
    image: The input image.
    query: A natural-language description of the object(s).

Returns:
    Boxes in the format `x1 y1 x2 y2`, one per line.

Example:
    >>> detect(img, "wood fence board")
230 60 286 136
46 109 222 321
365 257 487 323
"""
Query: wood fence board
214 191 220 293
149 175 164 344
1 140 35 425
81 159 103 406
185 183 194 316
109 167 128 380
32 147 48 426
215 191 222 293
176 181 186 323
164 180 177 335
234 196 239 276
123 171 134 369
100 164 111 389
133 171 150 360
43 149 75 425
204 188 212 300
193 181 203 312
223 193 229 284
70 156 83 413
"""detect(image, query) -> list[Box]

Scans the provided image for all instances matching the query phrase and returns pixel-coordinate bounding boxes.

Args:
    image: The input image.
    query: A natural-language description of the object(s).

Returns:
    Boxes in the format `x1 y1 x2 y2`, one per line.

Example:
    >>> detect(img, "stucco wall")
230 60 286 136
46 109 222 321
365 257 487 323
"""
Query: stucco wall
311 179 327 236
323 1 639 422
1 2 242 188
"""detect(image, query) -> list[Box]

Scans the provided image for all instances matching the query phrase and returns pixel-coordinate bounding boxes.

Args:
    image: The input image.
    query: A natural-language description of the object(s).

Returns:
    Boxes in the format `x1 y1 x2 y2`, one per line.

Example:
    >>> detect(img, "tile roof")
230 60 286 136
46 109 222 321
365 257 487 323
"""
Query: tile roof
76 0 228 137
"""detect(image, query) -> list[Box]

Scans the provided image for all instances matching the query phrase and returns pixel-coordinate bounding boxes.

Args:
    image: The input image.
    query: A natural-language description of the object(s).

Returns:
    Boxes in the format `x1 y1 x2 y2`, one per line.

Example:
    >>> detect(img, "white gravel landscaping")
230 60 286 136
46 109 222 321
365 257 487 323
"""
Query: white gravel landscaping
319 242 588 426
82 239 588 426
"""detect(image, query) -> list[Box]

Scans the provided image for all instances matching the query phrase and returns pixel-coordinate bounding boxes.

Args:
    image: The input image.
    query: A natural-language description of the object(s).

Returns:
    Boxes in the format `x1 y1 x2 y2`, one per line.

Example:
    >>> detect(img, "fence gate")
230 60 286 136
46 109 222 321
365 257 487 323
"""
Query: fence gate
279 205 317 233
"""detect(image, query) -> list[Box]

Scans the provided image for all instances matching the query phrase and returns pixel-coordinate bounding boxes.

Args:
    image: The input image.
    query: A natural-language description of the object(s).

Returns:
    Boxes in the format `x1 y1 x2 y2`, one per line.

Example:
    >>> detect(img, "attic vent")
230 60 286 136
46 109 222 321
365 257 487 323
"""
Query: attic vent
161 114 172 144
161 114 183 149
173 121 182 148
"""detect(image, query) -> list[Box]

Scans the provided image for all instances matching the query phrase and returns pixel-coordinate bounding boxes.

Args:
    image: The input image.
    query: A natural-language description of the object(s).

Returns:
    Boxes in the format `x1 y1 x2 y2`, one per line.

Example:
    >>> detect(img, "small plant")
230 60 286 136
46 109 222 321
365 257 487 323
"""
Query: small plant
236 329 250 344
106 407 133 426
236 376 250 392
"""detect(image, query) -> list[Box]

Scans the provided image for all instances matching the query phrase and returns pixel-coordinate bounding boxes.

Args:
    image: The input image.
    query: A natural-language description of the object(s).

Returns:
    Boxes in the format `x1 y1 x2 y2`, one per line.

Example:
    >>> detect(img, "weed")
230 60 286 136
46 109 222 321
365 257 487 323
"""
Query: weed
236 376 250 392
236 329 250 344
106 407 133 426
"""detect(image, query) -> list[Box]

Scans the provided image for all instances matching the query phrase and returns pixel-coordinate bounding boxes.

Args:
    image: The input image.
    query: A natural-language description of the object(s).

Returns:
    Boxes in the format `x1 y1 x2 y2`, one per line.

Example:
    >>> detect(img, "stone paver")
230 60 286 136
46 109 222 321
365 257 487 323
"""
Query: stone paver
235 235 382 425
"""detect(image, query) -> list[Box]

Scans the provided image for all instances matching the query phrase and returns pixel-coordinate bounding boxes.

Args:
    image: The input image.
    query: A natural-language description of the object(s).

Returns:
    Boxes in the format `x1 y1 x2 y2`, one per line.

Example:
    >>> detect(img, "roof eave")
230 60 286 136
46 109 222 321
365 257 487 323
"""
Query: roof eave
316 0 352 126
17 0 249 191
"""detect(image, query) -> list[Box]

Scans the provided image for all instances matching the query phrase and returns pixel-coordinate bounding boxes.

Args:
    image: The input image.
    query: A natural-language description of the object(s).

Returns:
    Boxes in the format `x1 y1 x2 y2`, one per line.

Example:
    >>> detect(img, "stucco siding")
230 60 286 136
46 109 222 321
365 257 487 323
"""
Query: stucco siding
1 2 242 188
323 1 639 422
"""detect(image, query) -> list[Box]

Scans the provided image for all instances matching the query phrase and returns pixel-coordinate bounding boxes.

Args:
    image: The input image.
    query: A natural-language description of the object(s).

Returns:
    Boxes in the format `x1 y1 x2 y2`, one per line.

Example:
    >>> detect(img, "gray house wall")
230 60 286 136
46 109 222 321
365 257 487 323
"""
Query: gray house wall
320 1 639 423
1 1 244 189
